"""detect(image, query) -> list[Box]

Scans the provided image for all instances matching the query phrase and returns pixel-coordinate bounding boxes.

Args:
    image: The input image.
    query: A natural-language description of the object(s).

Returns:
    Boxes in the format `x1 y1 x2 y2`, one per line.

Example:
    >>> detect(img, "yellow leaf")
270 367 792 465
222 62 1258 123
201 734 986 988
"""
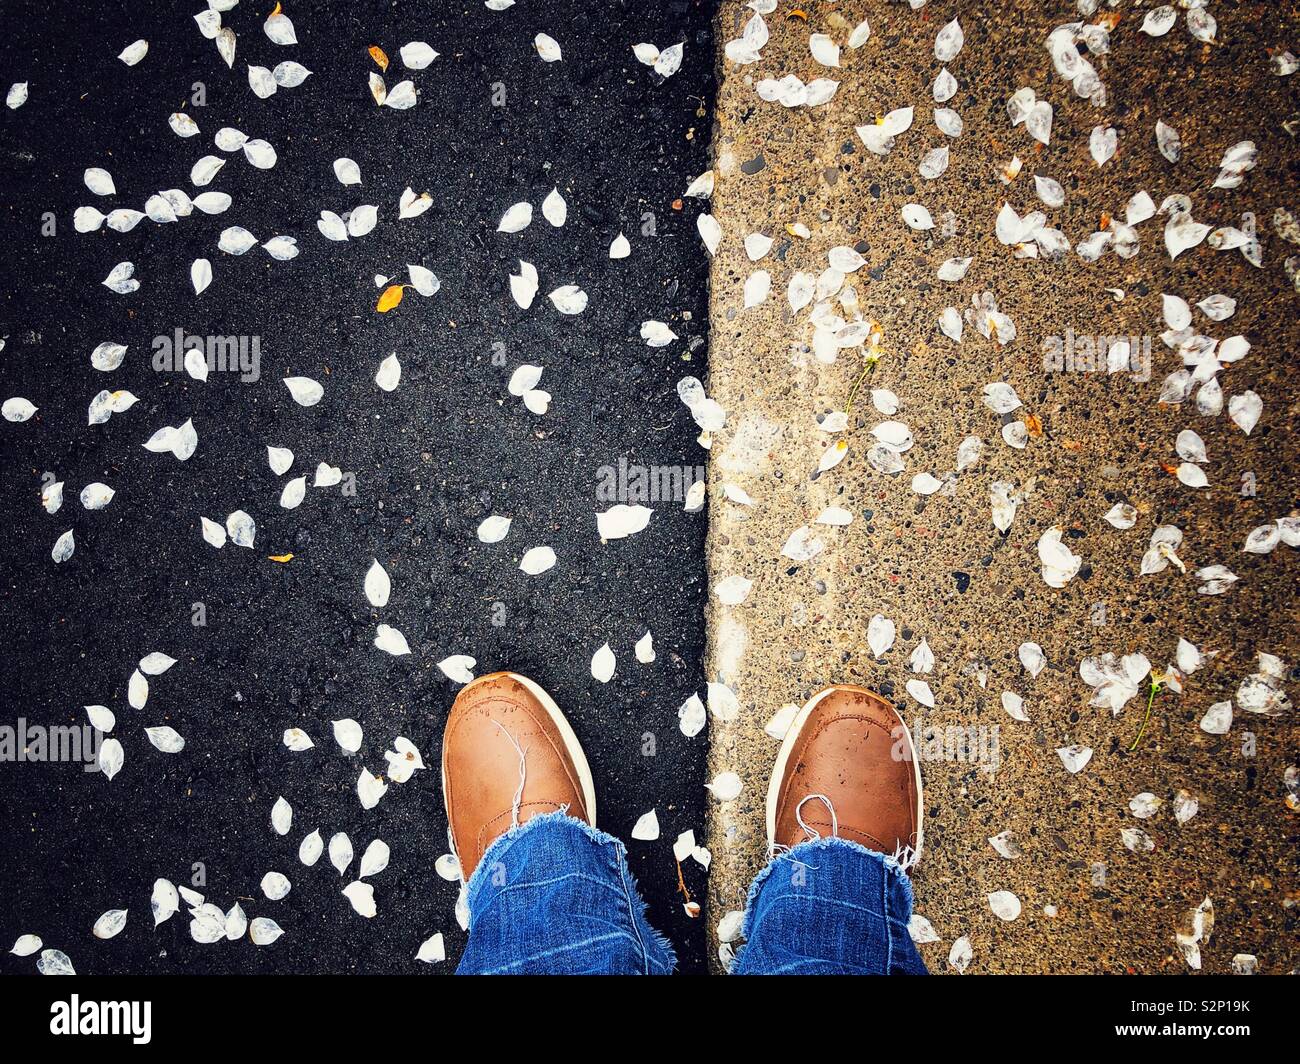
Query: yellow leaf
271 2 282 15
268 553 294 563
376 284 405 313
368 45 389 72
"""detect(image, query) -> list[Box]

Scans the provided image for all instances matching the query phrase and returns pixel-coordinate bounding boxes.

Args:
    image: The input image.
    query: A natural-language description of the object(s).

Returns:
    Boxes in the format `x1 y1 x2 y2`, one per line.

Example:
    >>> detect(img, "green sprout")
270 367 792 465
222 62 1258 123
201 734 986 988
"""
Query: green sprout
1129 672 1166 752
844 344 884 418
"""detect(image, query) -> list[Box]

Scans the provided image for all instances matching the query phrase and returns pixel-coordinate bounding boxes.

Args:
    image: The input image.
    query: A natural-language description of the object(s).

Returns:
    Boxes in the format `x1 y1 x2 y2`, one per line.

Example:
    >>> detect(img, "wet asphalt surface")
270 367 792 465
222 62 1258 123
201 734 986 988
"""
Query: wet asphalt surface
0 0 715 973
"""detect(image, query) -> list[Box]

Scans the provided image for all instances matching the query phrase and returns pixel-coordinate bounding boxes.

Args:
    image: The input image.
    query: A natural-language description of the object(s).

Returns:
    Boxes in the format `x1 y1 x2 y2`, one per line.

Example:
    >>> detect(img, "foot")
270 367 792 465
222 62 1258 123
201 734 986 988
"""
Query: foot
765 684 923 866
441 671 597 883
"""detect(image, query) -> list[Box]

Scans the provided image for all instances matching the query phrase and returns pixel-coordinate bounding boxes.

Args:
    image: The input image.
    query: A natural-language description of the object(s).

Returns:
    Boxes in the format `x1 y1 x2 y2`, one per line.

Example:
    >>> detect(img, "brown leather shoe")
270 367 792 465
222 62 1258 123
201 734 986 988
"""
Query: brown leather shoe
441 671 596 883
766 684 923 864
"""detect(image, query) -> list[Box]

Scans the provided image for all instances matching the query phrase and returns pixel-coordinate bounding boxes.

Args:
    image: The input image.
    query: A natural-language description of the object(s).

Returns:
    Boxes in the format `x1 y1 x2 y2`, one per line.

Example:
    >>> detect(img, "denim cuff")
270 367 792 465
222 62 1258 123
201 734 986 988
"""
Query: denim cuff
739 836 916 943
459 809 677 975
464 808 623 906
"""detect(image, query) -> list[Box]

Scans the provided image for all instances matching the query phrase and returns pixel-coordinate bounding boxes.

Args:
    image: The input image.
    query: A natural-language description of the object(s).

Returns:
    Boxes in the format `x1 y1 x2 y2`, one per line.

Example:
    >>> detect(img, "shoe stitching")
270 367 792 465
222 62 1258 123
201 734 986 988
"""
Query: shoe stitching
797 817 889 850
473 801 569 868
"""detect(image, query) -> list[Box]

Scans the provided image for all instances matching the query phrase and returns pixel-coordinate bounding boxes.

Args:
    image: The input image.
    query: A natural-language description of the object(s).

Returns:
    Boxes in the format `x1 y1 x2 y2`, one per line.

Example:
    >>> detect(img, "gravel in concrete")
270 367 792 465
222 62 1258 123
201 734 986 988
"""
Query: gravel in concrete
705 0 1298 974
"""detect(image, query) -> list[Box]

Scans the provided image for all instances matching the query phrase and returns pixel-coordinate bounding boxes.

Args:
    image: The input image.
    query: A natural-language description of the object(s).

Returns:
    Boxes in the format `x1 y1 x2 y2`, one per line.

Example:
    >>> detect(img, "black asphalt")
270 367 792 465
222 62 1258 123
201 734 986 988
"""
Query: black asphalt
0 0 715 973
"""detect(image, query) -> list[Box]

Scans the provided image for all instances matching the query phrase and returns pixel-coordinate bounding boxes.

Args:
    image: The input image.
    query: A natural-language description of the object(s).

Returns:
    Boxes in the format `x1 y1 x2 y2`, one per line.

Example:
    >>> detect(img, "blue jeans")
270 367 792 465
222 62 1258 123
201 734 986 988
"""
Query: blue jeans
456 812 927 975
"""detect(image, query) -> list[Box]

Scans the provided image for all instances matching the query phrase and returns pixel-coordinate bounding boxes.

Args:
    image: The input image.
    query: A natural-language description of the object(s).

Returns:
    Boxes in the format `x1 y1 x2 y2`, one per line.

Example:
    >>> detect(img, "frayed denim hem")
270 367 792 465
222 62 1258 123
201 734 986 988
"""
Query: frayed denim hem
464 809 594 903
463 810 677 974
737 836 916 945
629 894 679 974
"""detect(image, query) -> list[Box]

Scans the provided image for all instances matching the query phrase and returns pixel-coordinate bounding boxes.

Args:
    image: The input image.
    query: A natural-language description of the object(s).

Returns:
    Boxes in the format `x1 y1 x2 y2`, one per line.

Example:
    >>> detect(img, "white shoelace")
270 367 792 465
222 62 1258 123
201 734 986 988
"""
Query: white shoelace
491 721 528 829
795 793 838 841
790 793 920 871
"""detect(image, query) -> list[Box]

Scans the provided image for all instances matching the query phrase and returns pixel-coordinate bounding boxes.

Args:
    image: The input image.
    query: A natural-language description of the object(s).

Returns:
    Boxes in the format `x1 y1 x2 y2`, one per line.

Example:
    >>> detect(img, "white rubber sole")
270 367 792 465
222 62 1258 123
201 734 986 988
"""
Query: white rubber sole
442 672 598 885
764 684 924 863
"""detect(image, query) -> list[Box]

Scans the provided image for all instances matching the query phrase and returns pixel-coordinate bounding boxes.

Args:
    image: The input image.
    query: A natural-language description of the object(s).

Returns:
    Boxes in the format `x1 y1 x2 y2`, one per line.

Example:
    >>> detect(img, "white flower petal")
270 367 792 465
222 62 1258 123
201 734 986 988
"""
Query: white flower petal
590 643 616 683
519 545 557 575
373 624 410 656
438 655 476 685
283 376 324 407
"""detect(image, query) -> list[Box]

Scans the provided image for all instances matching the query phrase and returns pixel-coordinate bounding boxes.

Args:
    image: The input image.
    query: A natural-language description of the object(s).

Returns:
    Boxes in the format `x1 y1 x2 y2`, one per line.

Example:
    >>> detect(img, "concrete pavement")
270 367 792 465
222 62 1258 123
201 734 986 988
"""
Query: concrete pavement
703 0 1298 973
